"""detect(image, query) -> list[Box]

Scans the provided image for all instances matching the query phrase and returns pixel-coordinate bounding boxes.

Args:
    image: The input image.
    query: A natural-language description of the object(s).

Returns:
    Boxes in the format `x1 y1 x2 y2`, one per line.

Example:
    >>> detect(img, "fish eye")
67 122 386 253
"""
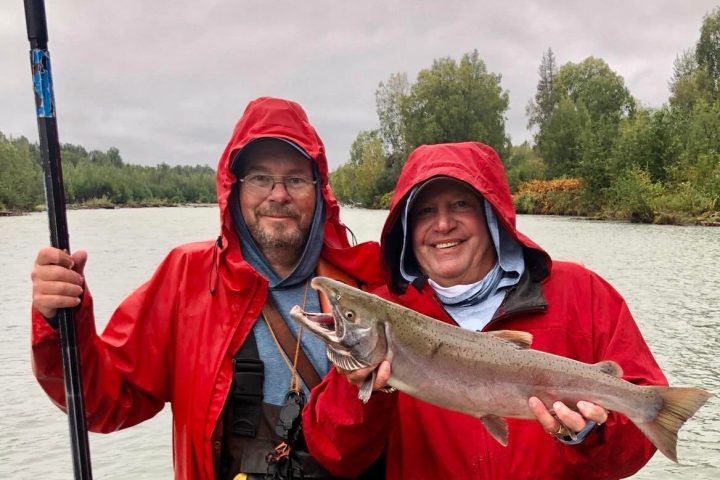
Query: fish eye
344 310 355 321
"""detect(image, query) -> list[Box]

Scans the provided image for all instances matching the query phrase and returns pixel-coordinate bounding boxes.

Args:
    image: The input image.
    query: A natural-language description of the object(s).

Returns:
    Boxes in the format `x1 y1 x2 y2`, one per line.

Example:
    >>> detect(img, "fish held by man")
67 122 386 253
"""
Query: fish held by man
290 276 712 463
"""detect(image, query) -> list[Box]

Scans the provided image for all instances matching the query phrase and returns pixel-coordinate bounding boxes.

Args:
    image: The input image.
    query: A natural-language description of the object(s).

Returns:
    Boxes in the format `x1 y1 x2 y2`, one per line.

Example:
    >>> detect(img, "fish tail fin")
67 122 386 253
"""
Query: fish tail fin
635 386 711 463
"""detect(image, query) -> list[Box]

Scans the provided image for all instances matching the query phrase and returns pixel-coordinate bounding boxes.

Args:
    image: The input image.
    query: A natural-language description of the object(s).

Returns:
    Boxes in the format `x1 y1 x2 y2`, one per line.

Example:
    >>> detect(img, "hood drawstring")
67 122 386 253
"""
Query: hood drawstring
344 222 358 246
209 235 223 295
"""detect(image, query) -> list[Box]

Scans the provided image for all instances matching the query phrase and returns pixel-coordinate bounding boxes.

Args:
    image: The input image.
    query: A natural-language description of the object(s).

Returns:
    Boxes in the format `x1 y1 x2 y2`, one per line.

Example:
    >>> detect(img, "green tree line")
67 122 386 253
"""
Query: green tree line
332 8 720 224
0 134 216 213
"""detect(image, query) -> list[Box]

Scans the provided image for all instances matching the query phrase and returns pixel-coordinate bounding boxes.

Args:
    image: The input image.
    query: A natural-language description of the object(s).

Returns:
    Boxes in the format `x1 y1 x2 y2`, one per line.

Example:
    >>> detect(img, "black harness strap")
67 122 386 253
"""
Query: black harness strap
231 330 265 437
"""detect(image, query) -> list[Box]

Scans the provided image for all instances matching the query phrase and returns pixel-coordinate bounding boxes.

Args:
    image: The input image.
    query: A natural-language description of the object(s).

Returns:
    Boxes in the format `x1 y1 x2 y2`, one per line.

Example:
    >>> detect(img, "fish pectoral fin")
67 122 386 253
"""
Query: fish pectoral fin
327 348 368 371
485 330 533 349
358 370 376 404
481 414 509 446
594 360 623 377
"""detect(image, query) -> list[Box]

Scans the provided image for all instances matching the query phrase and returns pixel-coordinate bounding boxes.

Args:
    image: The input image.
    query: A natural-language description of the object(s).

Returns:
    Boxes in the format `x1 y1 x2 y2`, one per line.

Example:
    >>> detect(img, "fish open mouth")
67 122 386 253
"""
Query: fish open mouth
290 304 371 371
289 305 342 346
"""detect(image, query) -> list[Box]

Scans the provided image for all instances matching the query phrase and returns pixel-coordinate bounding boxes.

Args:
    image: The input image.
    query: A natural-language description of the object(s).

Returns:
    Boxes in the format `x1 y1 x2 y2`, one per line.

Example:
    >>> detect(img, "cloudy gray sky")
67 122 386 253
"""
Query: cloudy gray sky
2 1 718 170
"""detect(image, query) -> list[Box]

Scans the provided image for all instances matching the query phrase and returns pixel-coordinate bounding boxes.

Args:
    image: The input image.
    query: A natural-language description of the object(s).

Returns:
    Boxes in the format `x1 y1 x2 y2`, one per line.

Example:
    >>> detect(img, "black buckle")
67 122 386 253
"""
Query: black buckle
275 390 306 443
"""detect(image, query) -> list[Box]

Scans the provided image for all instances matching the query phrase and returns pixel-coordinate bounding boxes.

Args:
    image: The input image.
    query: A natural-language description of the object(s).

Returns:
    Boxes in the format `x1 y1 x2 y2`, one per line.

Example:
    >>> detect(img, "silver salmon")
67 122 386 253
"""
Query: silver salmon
290 276 711 463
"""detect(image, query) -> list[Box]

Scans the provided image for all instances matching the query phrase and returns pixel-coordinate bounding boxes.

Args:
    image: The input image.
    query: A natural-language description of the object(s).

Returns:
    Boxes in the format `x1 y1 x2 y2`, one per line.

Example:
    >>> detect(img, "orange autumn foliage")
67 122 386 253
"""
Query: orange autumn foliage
513 178 585 216
516 178 583 195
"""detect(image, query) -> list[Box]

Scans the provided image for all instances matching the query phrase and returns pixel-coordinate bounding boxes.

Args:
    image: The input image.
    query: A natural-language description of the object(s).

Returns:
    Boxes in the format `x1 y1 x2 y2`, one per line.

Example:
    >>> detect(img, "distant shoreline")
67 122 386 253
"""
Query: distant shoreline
3 203 717 227
0 202 218 217
340 203 720 227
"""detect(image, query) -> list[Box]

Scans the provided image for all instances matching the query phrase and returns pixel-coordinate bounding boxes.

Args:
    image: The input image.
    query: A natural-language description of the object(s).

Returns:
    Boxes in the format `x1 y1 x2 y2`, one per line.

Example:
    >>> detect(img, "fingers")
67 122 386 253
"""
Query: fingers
336 360 392 390
35 246 74 269
528 397 609 436
528 397 561 434
71 250 88 276
31 247 87 319
373 361 391 389
336 365 375 386
577 400 609 425
551 401 587 433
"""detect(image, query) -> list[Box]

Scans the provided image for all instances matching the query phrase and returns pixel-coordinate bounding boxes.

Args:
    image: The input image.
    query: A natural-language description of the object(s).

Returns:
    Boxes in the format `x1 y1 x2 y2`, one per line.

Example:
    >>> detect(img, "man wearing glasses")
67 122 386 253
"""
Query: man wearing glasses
30 97 385 480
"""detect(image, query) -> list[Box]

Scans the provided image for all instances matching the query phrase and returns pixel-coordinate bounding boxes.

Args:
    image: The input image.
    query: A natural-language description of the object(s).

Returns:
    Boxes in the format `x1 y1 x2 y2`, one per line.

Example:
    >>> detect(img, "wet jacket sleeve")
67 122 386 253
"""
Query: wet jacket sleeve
31 252 182 433
548 270 666 478
302 368 395 478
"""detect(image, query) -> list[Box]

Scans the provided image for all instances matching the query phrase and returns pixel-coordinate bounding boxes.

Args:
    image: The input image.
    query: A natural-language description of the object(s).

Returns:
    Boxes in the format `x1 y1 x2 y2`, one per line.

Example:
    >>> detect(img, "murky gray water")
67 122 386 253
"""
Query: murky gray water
1 207 717 478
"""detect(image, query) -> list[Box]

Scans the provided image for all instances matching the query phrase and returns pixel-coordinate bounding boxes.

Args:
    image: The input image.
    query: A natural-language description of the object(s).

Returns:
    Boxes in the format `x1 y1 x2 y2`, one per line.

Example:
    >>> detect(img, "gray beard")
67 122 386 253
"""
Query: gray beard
244 201 315 272
247 221 309 264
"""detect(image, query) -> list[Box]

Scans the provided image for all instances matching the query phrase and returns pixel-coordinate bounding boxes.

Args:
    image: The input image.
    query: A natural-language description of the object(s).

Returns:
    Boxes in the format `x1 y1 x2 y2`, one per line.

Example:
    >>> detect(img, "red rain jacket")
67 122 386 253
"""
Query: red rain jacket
31 97 385 479
303 142 667 479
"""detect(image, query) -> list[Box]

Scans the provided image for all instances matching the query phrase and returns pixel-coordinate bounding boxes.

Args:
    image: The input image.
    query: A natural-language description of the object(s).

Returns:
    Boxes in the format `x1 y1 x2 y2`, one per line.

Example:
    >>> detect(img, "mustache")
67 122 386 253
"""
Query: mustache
255 204 300 218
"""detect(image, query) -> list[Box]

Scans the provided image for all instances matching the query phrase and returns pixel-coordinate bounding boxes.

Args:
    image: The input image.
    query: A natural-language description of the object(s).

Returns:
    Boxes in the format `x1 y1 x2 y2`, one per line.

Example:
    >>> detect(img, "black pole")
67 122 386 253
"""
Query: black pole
23 1 93 479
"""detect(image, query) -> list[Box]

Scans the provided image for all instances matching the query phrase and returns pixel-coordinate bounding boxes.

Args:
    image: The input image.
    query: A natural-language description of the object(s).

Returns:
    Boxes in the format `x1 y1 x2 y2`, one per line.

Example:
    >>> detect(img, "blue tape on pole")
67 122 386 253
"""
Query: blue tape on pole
31 48 55 118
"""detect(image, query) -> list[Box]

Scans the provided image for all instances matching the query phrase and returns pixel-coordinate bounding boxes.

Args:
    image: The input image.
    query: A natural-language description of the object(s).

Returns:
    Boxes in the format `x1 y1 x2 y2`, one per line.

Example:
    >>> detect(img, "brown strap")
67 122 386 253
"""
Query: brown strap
316 258 363 314
262 300 323 390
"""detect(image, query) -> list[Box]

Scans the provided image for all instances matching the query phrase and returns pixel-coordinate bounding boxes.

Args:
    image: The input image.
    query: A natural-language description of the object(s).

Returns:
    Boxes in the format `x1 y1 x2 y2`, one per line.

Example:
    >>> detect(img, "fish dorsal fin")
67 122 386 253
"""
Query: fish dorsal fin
481 414 509 446
485 330 533 349
594 360 623 377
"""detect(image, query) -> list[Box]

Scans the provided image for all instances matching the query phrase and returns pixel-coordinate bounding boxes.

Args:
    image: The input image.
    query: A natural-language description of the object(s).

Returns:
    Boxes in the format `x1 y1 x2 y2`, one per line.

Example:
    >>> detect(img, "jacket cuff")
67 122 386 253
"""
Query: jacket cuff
33 289 95 338
557 420 605 445
45 313 59 330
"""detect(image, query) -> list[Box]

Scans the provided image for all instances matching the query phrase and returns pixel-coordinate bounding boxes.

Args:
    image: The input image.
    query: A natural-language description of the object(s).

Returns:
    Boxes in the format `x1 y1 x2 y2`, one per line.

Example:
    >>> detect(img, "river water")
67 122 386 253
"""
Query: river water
1 207 718 479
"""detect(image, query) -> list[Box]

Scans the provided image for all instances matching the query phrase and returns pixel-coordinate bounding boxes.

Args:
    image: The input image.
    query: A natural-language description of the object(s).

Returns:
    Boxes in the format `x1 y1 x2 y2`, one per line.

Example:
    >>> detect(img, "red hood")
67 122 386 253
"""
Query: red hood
381 142 550 289
215 97 350 252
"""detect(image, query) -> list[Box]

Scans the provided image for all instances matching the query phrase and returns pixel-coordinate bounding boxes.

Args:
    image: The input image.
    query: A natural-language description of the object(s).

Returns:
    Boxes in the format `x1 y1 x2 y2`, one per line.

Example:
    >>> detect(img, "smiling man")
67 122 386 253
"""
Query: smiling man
408 177 496 287
303 142 669 480
236 139 318 277
29 97 385 480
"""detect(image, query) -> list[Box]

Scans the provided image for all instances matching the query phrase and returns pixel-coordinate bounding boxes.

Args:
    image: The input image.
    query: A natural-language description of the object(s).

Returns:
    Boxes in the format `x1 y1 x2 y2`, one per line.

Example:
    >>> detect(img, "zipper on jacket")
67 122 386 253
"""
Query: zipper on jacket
485 266 549 329
428 290 460 326
485 304 547 329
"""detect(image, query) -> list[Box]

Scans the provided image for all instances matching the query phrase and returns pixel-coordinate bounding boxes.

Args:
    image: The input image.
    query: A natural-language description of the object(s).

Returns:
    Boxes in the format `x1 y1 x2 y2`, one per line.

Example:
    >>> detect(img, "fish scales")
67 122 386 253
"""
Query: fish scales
383 303 657 421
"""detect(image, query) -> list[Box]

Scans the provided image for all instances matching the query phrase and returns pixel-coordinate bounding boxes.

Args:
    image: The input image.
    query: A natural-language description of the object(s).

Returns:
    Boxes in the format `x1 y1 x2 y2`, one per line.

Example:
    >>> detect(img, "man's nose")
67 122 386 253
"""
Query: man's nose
266 180 292 201
434 208 455 232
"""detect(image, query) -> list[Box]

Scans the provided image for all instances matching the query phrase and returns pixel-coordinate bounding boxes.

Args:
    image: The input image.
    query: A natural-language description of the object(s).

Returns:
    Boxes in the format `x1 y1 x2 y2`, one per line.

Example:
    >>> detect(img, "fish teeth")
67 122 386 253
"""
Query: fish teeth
435 241 460 249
